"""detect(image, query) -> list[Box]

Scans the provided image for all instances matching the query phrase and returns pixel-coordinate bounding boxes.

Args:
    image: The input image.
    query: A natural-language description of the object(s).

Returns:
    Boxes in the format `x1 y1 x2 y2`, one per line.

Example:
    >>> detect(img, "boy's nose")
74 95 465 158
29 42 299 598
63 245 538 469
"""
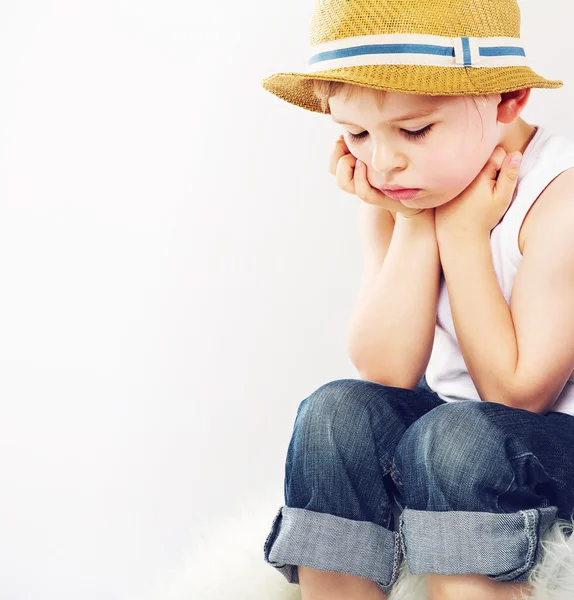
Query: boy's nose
371 146 407 174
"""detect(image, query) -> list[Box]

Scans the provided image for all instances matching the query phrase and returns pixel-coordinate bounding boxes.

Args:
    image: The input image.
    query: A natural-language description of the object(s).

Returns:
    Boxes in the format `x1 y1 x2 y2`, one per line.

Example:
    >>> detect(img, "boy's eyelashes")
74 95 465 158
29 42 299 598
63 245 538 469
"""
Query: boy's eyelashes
345 124 434 143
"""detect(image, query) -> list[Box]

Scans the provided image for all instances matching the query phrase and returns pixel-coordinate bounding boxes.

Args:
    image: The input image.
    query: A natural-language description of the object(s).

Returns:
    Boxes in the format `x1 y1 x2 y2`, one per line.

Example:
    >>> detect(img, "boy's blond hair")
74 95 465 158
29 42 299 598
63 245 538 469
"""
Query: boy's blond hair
312 79 490 114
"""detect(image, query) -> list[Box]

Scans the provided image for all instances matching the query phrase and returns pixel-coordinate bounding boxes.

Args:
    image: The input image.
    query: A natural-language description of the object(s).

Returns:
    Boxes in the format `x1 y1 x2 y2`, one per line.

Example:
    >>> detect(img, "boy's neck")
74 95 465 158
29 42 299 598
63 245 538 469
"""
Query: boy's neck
499 118 538 157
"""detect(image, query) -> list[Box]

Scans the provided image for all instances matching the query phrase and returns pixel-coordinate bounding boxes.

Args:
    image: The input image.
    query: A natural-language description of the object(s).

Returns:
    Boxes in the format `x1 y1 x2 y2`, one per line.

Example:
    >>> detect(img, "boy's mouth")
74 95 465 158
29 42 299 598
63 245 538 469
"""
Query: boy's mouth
380 188 423 201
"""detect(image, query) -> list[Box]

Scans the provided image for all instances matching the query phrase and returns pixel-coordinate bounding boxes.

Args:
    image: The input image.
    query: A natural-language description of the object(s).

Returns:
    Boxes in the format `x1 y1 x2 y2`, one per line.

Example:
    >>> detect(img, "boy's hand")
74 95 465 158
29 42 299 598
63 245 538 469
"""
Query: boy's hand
435 146 522 239
329 134 424 217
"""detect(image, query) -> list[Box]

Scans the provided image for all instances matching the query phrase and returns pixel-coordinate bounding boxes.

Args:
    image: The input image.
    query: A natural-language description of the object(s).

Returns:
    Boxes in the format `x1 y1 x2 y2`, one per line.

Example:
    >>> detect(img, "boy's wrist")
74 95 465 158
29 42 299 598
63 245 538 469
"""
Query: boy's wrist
395 208 435 231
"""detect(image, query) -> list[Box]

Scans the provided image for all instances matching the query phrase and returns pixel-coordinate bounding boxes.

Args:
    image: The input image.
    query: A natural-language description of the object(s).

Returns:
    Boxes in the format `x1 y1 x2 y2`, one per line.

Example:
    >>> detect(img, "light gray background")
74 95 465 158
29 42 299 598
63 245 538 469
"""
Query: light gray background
0 0 570 598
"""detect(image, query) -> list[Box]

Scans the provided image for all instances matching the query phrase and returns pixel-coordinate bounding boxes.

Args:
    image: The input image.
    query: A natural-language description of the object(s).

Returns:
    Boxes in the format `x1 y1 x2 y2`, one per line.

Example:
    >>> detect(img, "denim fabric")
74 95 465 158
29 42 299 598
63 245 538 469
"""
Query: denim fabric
263 377 574 596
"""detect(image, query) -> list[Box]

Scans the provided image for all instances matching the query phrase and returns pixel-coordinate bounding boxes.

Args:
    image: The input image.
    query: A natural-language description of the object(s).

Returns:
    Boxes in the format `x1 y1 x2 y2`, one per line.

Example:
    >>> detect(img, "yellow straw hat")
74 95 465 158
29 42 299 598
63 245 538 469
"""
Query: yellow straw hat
261 0 563 114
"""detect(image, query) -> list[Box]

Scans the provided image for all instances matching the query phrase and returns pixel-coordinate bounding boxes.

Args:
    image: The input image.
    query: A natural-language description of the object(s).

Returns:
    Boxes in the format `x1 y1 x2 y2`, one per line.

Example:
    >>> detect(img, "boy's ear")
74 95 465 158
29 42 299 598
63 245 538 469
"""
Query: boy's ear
497 89 531 124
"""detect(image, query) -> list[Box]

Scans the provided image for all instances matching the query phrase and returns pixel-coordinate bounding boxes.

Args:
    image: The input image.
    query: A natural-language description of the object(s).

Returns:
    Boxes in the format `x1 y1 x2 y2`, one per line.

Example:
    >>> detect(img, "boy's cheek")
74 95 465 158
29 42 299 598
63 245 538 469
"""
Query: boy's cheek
423 169 478 207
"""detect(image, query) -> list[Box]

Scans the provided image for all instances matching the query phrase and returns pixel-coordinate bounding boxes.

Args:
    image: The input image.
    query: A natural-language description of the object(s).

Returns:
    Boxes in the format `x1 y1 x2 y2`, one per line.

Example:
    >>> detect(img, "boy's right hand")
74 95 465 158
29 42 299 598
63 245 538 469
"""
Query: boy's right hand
329 134 426 218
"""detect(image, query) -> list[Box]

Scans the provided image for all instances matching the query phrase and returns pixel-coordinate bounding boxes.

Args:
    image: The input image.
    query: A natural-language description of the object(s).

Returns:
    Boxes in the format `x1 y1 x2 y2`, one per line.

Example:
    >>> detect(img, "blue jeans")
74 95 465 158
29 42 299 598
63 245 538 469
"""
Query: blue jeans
263 377 574 596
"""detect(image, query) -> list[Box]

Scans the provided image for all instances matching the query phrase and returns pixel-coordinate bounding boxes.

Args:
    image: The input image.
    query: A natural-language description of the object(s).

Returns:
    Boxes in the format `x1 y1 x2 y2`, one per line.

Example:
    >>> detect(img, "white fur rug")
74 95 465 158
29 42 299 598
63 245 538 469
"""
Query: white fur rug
151 491 574 600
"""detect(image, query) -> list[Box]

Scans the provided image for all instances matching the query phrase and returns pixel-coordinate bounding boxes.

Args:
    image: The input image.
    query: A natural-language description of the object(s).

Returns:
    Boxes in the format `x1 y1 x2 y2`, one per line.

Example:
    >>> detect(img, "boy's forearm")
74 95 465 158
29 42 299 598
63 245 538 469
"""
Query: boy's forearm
348 212 441 389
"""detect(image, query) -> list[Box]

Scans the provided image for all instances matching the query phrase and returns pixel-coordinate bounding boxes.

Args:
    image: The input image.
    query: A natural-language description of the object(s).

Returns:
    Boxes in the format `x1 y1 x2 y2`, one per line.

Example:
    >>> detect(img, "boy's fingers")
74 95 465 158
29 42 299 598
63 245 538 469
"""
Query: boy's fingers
335 153 423 216
485 146 507 181
494 153 521 203
354 160 401 211
329 135 350 176
353 160 372 200
335 153 358 194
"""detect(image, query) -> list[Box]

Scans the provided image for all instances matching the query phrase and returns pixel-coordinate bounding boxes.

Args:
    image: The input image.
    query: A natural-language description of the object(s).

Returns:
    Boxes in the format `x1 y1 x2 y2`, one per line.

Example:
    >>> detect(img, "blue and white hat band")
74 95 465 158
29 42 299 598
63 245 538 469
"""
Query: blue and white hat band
305 33 528 72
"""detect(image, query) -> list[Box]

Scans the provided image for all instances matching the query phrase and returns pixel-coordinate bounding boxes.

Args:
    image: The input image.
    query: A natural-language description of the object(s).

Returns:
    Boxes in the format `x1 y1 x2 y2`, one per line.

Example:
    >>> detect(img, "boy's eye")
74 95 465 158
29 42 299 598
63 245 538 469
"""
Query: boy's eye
345 124 434 143
345 131 369 143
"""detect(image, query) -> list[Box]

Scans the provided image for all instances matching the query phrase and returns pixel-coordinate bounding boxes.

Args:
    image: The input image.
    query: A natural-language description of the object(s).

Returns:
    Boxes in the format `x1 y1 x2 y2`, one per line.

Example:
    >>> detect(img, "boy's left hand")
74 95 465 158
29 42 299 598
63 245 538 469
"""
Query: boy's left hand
435 146 523 239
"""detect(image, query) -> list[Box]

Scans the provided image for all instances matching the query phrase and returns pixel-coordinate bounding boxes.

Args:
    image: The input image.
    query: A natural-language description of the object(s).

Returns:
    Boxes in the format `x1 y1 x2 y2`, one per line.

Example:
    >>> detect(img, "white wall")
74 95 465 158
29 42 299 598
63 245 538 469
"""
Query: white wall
0 0 570 598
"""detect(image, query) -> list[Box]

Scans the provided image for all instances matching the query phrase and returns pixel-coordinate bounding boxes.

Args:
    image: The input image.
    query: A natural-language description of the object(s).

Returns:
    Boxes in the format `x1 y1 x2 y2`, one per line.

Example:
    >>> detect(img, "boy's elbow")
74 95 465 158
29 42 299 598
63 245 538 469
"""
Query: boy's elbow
353 360 421 390
361 372 421 390
348 344 424 390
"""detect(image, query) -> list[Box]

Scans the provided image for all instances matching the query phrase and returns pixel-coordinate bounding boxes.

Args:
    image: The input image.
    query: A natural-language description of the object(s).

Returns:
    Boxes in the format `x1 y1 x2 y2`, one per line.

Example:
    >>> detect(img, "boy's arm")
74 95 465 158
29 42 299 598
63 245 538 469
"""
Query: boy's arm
348 207 441 389
436 169 574 415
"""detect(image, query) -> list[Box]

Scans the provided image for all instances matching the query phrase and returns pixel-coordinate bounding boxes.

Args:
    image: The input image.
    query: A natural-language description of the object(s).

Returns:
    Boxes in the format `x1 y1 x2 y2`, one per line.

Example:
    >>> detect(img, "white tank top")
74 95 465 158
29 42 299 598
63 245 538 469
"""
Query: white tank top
425 124 574 416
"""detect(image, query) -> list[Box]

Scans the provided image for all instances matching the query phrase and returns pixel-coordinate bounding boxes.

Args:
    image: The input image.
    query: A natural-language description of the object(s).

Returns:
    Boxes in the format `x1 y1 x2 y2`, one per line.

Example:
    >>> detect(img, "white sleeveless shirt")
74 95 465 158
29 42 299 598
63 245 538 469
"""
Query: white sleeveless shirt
425 124 574 416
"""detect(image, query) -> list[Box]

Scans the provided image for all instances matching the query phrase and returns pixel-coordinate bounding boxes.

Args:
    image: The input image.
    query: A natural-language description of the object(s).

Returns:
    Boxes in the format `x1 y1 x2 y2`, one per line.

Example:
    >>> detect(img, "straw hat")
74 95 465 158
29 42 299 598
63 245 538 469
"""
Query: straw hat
261 0 563 114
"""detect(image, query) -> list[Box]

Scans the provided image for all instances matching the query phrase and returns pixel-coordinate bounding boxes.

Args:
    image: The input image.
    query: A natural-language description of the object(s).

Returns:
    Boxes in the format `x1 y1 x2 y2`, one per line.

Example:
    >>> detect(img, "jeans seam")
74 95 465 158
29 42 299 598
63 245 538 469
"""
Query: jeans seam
388 531 403 591
495 472 516 512
489 509 539 582
494 452 535 512
523 509 539 575
509 451 535 461
390 456 403 487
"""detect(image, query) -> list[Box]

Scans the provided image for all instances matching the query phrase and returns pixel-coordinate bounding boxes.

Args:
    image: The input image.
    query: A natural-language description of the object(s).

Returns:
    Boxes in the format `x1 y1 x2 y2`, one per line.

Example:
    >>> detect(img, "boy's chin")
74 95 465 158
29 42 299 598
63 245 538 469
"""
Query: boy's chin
399 197 428 209
401 195 451 209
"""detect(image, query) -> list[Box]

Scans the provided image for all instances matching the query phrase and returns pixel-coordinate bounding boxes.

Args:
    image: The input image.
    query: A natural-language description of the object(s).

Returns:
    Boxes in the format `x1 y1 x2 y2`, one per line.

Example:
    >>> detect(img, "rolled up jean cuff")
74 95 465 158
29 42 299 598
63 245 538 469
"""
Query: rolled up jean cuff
399 506 558 583
263 506 402 595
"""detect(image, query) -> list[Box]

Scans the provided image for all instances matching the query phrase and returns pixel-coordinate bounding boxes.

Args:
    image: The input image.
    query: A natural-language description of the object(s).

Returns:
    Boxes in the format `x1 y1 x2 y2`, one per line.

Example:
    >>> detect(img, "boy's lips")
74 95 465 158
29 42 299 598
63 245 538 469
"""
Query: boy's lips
379 187 423 201
380 185 415 191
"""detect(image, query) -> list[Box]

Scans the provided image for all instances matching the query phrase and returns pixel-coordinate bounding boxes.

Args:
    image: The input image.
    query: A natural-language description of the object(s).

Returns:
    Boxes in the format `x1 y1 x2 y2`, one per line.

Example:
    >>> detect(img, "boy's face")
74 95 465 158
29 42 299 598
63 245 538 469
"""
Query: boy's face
328 88 502 210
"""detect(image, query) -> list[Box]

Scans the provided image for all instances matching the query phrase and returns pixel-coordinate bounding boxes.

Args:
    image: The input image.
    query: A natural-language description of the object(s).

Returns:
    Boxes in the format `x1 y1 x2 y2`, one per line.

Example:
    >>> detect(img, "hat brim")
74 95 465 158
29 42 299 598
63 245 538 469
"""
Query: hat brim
262 65 563 114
